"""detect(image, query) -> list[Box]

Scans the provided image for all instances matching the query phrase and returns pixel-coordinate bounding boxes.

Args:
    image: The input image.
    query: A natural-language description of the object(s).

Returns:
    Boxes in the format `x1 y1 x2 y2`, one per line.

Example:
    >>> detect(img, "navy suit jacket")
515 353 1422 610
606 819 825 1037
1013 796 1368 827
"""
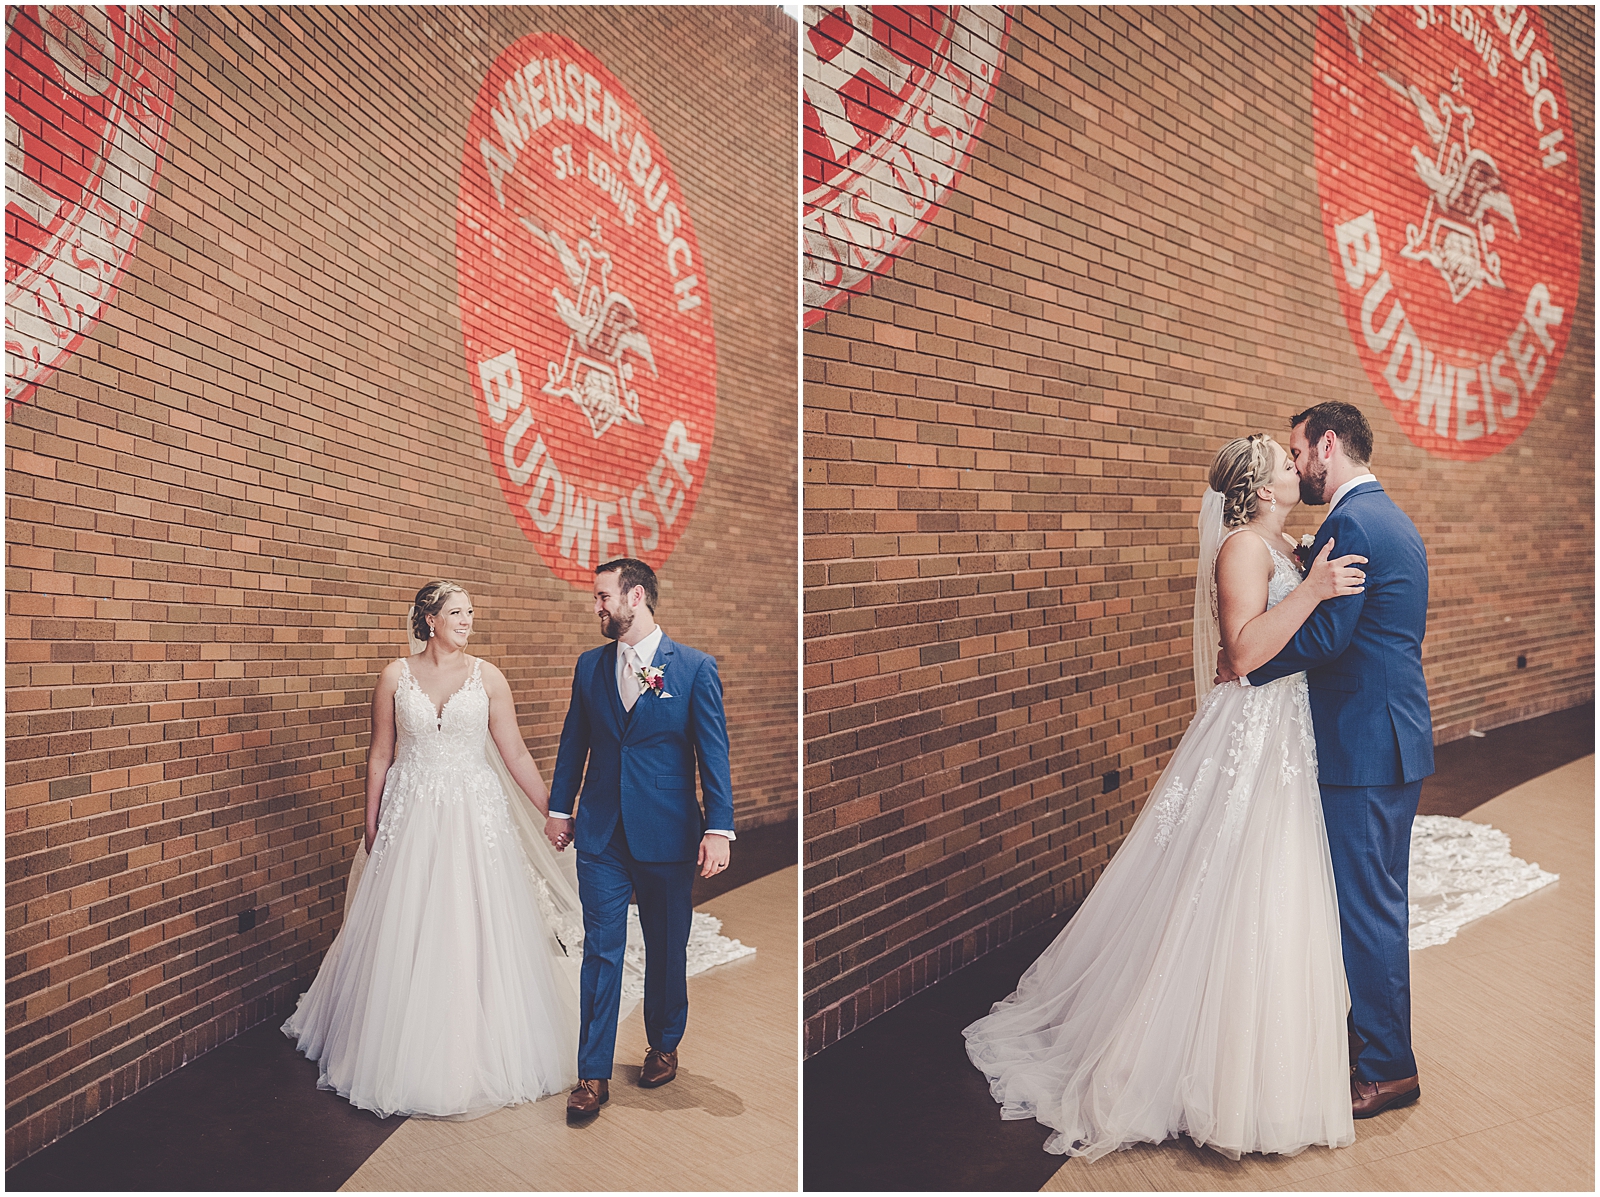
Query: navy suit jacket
549 633 735 862
1248 481 1435 787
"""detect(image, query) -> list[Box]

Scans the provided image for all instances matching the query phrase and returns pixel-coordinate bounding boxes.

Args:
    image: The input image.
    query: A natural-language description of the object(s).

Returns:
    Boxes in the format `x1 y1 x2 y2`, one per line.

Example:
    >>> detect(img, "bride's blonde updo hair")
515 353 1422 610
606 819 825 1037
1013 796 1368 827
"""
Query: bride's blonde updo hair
1208 434 1276 528
411 579 468 643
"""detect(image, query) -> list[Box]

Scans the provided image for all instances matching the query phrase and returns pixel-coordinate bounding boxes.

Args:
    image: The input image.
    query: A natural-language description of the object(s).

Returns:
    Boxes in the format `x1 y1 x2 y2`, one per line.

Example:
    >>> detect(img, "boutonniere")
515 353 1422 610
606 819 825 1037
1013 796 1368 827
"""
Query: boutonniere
636 664 671 698
1292 534 1316 575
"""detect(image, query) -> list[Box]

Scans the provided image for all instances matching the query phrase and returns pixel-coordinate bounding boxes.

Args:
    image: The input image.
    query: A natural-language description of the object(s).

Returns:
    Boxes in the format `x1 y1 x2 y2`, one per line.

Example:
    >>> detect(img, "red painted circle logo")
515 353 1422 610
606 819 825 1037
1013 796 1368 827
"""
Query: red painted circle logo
803 5 1008 325
1314 5 1580 460
5 5 178 412
457 34 716 586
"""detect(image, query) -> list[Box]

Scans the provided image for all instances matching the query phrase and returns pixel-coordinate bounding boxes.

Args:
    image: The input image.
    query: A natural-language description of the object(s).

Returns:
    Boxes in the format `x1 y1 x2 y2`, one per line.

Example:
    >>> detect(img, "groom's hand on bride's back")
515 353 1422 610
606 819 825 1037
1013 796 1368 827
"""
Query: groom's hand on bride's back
1215 649 1240 686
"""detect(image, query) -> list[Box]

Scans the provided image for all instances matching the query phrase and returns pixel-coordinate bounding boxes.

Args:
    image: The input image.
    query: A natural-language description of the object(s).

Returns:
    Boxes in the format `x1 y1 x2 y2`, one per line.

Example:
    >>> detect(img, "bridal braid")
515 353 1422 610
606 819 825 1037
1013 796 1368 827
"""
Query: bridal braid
411 580 468 642
1208 434 1275 528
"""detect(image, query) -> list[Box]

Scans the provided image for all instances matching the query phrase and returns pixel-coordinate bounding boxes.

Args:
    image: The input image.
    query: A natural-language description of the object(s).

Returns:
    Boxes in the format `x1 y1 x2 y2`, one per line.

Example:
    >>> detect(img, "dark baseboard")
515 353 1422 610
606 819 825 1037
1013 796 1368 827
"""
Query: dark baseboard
1419 700 1593 817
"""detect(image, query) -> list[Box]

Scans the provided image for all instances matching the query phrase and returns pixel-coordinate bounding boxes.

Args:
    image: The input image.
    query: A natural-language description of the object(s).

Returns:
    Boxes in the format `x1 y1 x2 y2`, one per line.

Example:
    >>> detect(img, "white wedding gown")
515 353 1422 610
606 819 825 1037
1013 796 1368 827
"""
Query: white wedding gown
283 657 579 1119
964 536 1354 1160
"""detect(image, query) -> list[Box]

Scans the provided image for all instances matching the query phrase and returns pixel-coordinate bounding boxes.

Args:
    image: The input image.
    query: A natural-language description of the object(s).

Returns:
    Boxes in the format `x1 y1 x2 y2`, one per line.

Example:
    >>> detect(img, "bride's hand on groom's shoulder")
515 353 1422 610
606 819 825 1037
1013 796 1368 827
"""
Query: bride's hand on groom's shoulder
1304 539 1367 603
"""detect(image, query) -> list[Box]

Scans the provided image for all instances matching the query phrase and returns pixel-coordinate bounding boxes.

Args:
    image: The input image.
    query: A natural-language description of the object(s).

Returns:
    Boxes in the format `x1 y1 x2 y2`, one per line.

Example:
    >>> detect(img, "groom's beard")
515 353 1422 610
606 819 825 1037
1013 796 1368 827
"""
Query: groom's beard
599 608 632 640
1298 460 1329 506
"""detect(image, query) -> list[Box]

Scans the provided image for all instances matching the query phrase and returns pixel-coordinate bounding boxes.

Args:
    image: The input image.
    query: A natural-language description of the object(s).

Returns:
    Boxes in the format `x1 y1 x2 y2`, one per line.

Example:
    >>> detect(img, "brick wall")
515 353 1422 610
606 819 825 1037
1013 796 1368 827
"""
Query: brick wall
802 5 1593 1055
6 5 797 1162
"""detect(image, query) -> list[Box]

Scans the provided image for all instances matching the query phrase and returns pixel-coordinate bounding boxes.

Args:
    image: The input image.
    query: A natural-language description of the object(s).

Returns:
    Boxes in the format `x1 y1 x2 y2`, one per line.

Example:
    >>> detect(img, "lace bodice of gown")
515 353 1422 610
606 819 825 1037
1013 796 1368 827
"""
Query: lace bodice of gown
393 656 492 766
1263 538 1303 610
372 658 513 866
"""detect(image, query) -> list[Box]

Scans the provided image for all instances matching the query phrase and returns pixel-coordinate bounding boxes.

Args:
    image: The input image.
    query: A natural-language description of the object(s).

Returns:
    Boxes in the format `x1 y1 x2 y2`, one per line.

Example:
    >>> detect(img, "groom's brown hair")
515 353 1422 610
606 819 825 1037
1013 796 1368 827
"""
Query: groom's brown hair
597 557 658 612
1291 401 1373 466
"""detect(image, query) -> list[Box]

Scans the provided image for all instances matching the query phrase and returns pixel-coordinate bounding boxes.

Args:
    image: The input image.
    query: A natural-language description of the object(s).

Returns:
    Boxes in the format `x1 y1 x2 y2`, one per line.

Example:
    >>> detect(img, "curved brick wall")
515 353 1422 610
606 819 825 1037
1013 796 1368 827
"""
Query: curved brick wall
5 5 796 1161
802 4 1593 1054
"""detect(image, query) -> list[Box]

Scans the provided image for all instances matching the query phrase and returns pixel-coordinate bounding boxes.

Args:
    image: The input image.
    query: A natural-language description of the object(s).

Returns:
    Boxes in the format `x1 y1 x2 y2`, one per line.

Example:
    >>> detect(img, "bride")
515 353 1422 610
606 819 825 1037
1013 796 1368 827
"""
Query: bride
283 580 585 1118
964 434 1369 1161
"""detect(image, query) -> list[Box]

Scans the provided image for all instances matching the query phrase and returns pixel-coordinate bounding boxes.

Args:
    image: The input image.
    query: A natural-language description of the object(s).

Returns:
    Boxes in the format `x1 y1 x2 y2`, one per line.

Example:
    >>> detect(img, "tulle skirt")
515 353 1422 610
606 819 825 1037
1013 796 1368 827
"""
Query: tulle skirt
283 758 578 1119
964 674 1354 1160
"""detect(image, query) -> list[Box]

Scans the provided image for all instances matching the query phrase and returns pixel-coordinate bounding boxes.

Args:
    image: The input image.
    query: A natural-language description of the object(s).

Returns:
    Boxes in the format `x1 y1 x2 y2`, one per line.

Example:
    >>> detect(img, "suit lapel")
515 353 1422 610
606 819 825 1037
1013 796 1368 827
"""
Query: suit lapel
600 641 626 734
651 634 675 672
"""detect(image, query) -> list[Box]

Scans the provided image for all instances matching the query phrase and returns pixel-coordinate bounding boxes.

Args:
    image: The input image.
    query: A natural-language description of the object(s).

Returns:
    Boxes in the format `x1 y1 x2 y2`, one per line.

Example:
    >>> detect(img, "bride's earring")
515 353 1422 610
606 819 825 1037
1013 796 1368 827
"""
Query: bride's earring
1270 495 1278 513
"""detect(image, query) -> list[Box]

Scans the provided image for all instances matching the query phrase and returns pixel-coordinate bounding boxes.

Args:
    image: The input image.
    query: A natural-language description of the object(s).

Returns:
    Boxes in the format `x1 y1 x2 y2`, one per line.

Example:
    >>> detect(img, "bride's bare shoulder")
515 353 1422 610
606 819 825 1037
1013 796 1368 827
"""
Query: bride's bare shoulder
1214 529 1275 603
476 658 513 695
1216 528 1271 569
373 658 408 697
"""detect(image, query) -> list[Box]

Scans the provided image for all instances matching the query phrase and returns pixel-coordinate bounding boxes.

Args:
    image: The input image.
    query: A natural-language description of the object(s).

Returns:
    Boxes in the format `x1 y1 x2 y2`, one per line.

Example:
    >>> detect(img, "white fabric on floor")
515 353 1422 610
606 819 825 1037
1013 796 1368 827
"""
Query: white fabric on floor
1408 814 1558 950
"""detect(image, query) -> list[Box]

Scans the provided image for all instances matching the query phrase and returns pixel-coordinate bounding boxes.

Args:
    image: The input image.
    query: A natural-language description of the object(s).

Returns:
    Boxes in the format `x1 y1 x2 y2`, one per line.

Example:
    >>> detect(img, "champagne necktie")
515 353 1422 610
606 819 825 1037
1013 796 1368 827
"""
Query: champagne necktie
620 644 642 712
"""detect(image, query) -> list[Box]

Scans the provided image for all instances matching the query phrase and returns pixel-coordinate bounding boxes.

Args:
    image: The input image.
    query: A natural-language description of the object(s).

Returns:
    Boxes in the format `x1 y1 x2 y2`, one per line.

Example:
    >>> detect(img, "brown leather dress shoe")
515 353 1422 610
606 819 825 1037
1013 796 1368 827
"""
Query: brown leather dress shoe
566 1078 609 1120
1351 1074 1420 1119
639 1047 678 1088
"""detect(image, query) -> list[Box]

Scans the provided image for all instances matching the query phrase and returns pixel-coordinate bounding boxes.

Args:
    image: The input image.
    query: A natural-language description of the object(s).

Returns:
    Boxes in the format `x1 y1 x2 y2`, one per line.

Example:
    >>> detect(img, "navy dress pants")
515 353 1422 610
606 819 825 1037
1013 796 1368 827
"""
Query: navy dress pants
575 823 695 1080
1321 779 1423 1083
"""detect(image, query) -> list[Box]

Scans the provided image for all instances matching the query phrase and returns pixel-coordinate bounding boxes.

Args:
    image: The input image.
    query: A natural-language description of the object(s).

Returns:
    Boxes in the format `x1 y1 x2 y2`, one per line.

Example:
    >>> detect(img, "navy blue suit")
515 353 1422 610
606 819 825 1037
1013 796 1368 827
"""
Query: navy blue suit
1249 480 1433 1082
550 633 734 1079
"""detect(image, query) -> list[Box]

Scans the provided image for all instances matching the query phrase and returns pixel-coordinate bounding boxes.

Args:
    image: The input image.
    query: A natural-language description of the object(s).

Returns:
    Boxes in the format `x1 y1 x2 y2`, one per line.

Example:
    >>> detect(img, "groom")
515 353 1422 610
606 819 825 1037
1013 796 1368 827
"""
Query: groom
1223 400 1433 1119
546 557 735 1120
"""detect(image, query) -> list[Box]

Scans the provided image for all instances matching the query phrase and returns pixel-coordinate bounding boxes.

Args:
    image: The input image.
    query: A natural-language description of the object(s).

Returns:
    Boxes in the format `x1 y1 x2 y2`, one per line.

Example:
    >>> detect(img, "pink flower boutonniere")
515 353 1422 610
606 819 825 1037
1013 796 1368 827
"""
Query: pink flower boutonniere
1292 534 1316 575
636 664 671 698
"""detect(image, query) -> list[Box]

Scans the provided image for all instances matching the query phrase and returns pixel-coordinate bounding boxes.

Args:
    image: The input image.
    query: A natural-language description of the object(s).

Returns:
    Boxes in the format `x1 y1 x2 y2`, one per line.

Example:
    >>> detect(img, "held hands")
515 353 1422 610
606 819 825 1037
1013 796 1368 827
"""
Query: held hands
1304 538 1368 603
544 815 573 851
698 833 731 879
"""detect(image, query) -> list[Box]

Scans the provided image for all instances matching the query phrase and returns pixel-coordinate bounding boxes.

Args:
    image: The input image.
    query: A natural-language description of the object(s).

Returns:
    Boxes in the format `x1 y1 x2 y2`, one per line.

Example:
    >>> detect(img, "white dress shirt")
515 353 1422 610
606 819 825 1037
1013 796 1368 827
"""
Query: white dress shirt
1327 472 1377 513
551 625 734 840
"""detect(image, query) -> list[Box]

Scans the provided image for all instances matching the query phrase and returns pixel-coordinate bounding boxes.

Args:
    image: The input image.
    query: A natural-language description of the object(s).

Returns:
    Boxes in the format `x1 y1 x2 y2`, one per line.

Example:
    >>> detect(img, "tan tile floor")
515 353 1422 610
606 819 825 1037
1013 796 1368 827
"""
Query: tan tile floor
1043 756 1595 1192
341 866 798 1192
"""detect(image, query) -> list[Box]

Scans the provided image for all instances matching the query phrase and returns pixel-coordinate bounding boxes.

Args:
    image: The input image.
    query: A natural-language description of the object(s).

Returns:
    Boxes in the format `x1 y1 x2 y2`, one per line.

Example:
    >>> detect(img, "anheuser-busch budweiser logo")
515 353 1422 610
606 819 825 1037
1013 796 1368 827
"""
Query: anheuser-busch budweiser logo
1314 5 1580 461
803 5 1008 325
456 34 716 586
6 5 177 413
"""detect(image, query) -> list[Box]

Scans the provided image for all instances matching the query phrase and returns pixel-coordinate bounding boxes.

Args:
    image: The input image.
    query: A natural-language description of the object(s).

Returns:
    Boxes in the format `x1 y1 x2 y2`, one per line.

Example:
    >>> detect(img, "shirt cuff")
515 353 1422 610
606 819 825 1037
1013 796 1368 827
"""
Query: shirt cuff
547 811 572 819
1238 675 1252 688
